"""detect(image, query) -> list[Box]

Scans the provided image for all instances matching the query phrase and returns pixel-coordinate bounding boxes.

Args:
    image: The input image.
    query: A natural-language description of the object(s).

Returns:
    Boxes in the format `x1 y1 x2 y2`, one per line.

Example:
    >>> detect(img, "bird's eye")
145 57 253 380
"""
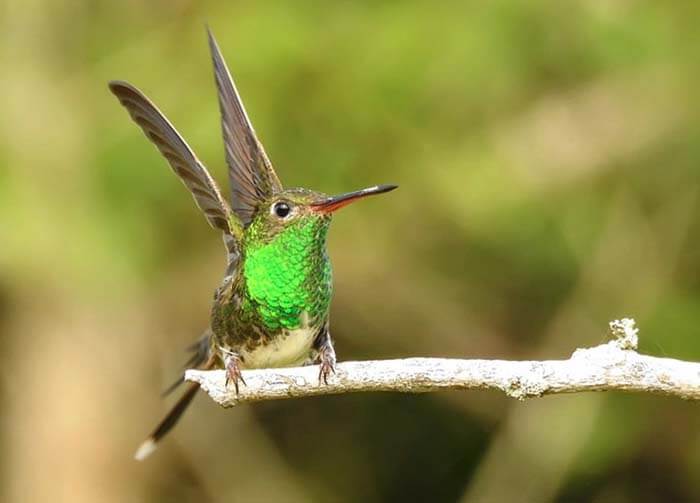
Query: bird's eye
272 202 291 218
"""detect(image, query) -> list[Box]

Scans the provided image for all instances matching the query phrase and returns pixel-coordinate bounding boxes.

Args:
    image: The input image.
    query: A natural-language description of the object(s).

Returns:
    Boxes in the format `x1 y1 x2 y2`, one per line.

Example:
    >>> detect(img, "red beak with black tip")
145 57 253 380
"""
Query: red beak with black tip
310 184 398 213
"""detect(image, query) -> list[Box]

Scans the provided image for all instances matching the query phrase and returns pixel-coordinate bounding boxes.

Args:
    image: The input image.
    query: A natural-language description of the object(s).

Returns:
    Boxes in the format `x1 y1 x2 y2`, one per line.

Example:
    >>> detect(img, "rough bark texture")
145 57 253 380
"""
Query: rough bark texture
186 319 700 405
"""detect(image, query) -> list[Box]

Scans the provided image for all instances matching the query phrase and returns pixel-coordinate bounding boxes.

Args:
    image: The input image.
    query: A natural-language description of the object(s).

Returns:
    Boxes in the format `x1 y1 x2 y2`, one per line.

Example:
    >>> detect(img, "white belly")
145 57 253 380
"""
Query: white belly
240 325 317 368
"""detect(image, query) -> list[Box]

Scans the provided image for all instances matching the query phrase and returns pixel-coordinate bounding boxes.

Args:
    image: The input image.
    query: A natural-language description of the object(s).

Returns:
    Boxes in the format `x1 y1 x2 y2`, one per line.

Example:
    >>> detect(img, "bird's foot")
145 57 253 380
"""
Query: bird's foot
221 349 246 395
318 345 336 385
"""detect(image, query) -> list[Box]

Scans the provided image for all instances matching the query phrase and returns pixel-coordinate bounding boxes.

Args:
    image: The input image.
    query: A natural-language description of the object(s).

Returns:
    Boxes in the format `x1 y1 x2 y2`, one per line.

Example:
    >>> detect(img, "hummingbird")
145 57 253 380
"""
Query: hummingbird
109 28 397 460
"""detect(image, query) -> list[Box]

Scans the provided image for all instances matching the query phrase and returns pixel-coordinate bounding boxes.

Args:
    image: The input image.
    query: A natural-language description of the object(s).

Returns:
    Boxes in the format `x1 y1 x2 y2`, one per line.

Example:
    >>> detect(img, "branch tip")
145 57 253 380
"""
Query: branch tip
608 318 639 350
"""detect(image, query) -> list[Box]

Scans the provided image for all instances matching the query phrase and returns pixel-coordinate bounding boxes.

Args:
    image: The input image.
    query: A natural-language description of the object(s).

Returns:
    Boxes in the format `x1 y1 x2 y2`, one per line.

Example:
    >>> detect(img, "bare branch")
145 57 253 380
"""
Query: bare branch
186 319 700 405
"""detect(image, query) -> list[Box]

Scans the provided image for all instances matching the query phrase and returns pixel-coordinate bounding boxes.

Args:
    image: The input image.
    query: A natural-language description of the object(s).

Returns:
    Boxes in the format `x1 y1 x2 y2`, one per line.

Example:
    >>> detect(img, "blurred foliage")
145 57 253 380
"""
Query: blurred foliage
1 1 699 502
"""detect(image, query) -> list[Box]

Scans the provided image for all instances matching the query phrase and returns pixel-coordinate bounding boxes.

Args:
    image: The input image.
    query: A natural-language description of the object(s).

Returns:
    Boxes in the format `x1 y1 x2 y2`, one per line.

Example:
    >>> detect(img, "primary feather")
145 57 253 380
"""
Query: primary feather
206 27 283 226
108 80 234 235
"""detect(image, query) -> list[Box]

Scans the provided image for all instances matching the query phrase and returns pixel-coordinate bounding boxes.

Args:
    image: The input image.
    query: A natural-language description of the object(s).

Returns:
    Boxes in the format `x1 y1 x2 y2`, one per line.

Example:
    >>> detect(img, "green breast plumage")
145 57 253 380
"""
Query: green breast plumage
243 217 332 330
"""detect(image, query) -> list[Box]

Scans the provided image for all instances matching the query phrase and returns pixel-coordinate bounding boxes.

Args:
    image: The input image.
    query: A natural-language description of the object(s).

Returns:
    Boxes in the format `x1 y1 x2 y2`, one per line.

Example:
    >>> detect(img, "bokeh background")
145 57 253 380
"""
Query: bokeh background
1 1 699 502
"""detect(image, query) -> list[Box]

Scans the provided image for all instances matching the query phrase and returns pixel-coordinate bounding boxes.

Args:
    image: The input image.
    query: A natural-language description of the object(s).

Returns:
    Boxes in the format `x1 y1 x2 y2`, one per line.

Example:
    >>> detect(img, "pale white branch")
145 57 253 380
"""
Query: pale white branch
185 319 700 405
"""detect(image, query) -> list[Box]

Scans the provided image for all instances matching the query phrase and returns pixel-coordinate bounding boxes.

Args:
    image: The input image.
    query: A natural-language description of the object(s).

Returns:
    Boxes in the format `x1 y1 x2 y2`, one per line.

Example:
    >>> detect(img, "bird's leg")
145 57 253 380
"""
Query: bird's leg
220 347 246 395
313 325 336 385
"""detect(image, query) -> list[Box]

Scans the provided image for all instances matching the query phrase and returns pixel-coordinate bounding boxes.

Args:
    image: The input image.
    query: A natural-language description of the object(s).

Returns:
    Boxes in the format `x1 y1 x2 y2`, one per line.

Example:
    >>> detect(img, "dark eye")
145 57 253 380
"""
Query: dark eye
273 202 291 218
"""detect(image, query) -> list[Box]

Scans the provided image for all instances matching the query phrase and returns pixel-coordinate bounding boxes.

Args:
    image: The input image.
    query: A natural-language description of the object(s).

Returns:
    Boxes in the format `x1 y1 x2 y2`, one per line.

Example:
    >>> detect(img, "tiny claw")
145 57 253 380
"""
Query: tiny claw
224 352 246 395
318 357 336 385
315 334 337 385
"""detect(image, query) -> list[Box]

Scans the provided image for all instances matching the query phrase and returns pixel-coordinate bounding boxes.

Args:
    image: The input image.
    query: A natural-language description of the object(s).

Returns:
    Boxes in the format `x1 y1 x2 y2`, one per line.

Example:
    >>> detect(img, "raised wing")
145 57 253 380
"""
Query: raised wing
207 27 283 227
109 80 233 234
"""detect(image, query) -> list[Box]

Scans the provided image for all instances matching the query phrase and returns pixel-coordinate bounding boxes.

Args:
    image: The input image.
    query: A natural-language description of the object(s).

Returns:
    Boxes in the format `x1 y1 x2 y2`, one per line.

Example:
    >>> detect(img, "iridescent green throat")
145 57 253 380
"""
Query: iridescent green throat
242 218 332 331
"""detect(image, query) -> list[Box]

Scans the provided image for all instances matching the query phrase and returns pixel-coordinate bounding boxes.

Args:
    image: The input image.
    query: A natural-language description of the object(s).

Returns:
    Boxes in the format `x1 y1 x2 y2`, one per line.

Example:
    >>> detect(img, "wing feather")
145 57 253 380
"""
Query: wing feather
206 27 283 227
108 80 234 234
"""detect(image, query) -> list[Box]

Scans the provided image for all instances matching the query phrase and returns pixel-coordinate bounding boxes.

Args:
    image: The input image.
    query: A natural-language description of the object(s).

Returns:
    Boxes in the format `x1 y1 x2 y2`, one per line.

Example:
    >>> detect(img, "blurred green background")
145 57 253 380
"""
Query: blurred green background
1 1 699 502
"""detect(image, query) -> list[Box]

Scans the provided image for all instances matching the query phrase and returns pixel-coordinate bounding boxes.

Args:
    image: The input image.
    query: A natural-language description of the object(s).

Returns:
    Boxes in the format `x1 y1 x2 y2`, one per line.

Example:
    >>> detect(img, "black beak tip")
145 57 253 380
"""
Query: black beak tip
376 184 398 194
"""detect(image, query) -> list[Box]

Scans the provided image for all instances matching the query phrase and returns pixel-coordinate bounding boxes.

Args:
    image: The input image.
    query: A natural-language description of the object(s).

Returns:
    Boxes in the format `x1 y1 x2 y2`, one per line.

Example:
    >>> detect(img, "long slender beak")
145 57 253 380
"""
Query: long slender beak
310 184 398 213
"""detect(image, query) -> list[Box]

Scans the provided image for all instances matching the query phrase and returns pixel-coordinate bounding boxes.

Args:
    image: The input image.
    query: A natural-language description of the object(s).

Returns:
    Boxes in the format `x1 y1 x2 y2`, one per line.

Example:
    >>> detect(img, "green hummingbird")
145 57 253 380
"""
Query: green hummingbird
109 28 397 460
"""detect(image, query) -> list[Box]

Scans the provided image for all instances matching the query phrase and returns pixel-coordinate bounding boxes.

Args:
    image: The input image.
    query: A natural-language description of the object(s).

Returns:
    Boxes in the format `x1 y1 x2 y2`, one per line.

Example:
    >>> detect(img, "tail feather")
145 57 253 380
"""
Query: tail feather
135 338 215 461
134 382 201 461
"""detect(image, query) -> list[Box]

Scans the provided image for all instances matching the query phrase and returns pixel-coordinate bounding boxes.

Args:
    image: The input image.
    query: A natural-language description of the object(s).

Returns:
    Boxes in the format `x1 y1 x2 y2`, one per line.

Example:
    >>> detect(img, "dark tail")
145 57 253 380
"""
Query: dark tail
134 335 215 461
134 382 201 460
